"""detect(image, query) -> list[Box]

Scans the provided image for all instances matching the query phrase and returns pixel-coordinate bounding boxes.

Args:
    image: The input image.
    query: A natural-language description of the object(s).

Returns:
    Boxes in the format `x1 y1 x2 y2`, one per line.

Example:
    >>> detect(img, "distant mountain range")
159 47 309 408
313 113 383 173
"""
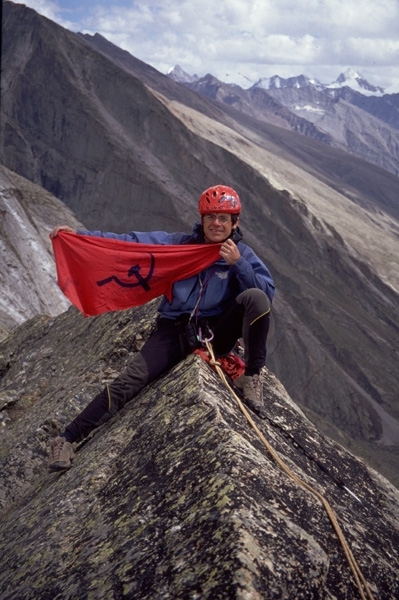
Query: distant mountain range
168 66 399 175
169 65 398 96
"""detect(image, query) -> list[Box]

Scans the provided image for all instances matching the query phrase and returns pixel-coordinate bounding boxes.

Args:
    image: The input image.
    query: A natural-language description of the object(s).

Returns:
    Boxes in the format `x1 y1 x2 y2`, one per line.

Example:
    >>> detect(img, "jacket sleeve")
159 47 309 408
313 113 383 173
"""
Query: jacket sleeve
230 244 275 302
77 229 190 244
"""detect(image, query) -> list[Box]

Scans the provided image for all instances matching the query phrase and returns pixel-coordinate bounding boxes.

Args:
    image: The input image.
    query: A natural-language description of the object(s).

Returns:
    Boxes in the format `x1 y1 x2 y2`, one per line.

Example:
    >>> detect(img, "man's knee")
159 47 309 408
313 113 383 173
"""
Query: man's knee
107 352 149 410
236 288 271 315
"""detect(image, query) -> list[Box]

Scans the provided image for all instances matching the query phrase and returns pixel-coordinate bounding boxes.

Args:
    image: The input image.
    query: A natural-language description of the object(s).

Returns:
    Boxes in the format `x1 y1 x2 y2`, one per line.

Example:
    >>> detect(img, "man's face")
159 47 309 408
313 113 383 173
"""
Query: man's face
202 213 238 243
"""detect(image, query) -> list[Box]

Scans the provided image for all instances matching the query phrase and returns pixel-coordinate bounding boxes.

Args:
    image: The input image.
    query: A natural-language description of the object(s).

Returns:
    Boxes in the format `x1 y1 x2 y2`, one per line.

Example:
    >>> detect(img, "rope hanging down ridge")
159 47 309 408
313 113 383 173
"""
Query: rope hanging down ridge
204 340 375 600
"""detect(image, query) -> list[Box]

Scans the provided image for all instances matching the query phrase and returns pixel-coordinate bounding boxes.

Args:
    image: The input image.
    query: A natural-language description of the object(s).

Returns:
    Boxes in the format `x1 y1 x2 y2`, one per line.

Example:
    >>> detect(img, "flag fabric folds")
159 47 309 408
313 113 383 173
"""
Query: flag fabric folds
51 232 221 316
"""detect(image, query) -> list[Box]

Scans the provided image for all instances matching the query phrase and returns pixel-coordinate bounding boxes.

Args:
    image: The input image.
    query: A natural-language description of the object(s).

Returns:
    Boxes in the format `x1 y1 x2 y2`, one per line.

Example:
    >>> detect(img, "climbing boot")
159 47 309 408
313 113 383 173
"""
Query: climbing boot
234 373 263 412
48 436 75 472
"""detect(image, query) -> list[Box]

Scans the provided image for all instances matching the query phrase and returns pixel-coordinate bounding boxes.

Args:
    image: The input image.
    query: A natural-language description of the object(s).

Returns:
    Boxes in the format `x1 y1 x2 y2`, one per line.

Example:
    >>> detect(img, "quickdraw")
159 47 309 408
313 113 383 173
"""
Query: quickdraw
197 325 214 344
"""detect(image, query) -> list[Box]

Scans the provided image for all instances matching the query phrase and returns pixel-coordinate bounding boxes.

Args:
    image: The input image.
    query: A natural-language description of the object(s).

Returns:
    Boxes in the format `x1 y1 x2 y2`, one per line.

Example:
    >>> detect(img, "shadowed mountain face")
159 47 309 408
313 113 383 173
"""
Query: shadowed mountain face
1 1 399 487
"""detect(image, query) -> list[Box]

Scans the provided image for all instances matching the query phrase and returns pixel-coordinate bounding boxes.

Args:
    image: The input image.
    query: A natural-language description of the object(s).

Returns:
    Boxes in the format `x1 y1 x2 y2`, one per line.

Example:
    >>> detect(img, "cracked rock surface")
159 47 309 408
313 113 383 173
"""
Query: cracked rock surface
0 302 398 599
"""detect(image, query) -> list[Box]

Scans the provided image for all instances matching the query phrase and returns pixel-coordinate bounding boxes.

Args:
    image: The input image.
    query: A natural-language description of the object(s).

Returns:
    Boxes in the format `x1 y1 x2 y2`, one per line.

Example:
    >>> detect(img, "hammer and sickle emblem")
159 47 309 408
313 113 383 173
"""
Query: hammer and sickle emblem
96 253 155 291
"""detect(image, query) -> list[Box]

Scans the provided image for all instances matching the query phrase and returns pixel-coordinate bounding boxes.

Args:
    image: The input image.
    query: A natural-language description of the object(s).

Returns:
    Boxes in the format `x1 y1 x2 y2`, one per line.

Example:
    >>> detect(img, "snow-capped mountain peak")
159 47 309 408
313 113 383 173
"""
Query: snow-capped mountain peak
167 65 389 97
337 68 362 83
327 69 385 96
251 74 321 91
167 65 199 84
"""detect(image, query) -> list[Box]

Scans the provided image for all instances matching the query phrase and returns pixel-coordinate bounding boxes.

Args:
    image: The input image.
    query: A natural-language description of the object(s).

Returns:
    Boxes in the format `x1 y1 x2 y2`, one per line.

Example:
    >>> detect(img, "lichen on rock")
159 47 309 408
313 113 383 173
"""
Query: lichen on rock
0 302 398 599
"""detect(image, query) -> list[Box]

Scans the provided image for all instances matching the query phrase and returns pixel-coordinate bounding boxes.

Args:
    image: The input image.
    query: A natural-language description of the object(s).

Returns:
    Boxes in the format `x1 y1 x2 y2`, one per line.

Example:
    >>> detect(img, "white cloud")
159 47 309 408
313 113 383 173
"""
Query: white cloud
14 0 399 88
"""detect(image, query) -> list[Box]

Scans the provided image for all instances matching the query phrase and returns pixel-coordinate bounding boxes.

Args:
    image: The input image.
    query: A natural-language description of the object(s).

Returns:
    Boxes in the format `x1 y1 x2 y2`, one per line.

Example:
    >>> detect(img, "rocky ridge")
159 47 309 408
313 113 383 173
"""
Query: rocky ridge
0 301 398 599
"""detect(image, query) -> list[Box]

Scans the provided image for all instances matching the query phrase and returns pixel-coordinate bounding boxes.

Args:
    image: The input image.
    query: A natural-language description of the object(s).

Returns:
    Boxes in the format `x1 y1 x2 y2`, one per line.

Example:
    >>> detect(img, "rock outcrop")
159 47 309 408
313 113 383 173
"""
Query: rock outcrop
0 301 398 599
0 164 82 338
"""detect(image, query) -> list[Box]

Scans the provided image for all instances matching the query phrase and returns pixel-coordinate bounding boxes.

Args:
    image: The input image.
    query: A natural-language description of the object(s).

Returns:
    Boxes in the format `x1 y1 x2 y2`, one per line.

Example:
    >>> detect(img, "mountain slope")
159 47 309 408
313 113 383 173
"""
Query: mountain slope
1 1 399 487
265 85 399 175
179 72 399 175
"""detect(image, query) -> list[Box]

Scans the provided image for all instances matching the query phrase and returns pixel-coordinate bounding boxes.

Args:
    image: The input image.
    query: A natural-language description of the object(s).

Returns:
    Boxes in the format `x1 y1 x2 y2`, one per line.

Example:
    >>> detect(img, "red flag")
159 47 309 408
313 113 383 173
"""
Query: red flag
51 232 221 316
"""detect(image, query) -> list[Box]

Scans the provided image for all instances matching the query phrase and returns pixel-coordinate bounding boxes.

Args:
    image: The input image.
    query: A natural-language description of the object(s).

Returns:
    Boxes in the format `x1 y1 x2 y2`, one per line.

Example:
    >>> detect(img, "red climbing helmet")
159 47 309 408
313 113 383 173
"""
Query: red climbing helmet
198 185 241 215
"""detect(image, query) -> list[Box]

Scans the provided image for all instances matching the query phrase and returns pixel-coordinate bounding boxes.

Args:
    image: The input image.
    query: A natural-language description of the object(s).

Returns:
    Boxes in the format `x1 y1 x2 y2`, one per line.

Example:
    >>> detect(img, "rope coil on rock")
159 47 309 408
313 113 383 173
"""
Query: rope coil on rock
204 340 375 600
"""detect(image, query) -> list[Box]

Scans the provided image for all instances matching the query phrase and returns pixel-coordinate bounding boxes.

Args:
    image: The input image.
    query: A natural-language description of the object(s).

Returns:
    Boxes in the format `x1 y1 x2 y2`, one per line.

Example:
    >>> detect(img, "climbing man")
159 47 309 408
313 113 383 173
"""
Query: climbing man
48 185 275 471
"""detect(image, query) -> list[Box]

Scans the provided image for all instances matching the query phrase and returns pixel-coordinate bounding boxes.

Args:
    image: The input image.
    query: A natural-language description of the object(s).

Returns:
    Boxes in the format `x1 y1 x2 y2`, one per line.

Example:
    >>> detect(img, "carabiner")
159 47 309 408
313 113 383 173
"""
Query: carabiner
198 326 214 344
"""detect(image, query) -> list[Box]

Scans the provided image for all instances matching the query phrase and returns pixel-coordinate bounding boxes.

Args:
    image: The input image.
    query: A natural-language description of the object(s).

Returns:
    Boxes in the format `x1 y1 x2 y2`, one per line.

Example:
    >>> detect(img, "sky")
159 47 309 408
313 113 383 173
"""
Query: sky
11 0 399 91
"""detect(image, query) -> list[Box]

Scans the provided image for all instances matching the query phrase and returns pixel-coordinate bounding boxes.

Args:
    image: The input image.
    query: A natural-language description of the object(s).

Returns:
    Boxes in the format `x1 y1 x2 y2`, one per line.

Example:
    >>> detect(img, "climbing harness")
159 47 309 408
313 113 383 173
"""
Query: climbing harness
201 340 375 600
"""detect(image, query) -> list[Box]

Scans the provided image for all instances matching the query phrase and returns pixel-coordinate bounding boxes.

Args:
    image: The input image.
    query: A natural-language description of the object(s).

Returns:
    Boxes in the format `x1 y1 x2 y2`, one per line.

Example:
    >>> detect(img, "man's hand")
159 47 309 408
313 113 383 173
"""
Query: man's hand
220 239 240 265
50 225 76 239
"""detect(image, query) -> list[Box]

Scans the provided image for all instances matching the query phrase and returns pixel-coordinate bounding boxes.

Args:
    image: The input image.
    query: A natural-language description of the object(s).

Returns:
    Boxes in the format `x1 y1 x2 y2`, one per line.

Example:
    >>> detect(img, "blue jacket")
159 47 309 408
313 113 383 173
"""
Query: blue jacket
78 223 275 319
